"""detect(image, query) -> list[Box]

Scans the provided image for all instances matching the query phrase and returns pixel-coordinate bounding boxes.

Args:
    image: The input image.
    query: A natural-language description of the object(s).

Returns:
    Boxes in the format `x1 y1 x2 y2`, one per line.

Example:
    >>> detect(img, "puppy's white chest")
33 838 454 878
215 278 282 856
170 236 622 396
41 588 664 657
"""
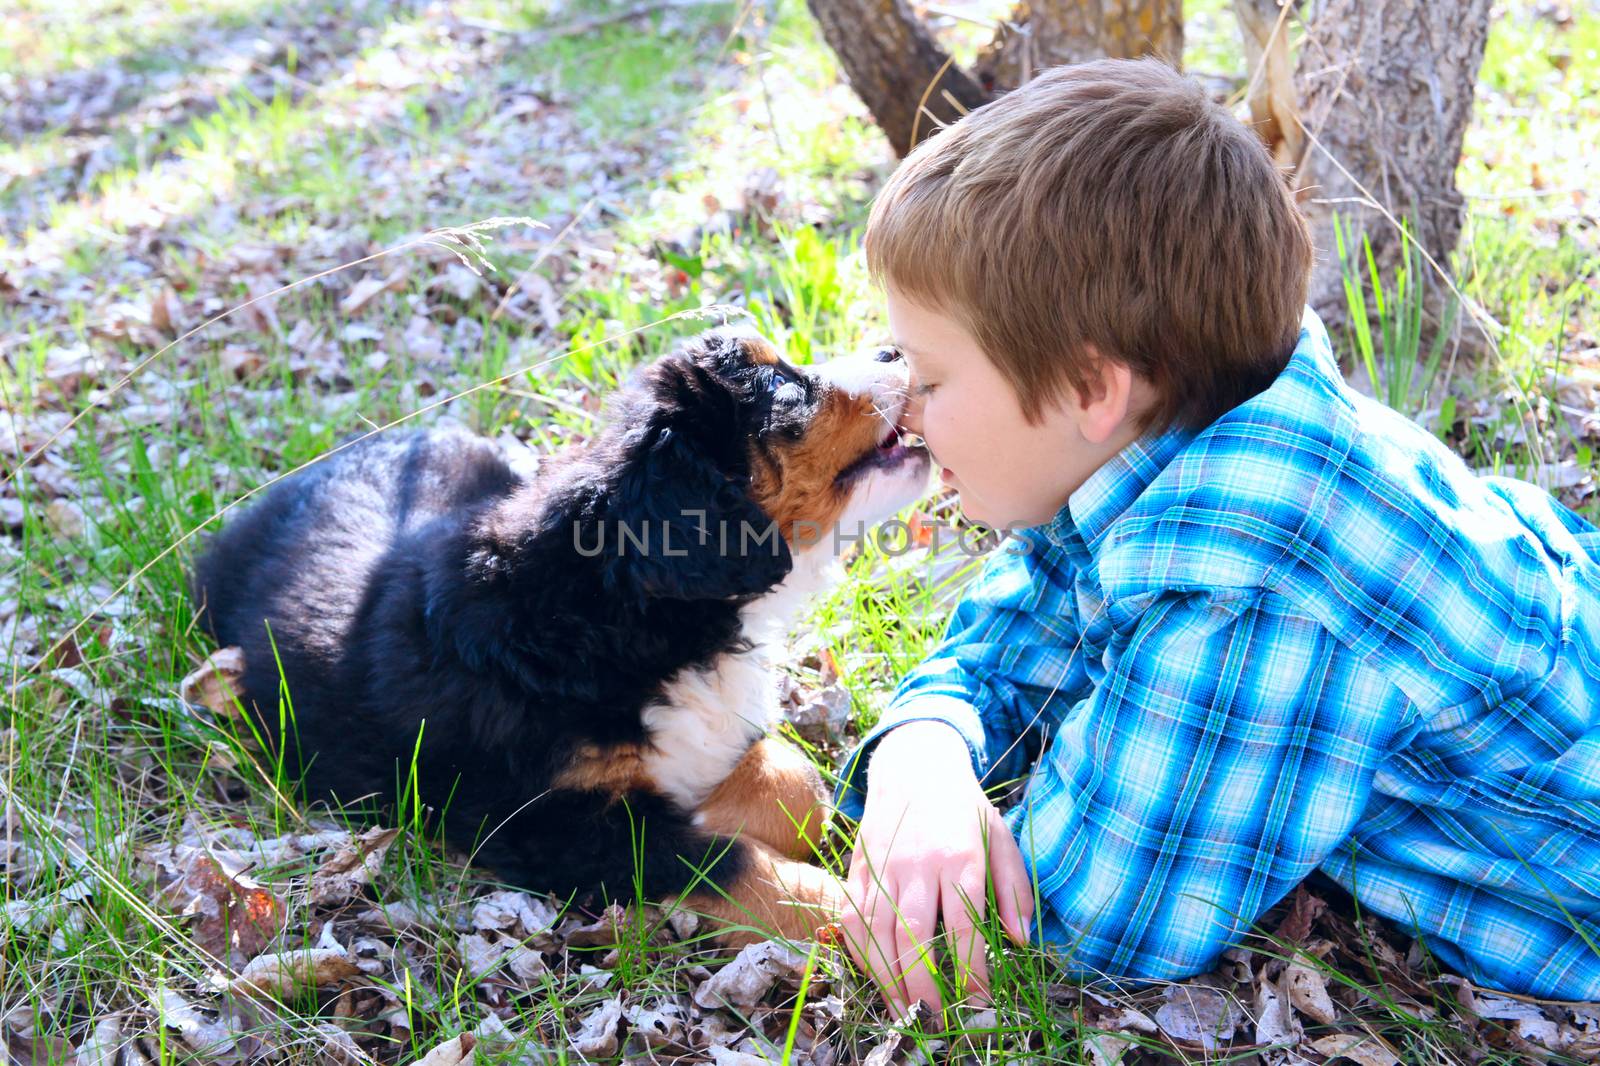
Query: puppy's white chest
640 645 778 810
638 555 833 811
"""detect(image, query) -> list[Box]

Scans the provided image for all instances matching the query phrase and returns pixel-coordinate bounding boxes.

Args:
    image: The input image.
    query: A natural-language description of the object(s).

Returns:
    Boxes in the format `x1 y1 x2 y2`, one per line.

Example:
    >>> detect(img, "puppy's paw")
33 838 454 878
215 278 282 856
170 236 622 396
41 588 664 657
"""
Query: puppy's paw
688 843 845 948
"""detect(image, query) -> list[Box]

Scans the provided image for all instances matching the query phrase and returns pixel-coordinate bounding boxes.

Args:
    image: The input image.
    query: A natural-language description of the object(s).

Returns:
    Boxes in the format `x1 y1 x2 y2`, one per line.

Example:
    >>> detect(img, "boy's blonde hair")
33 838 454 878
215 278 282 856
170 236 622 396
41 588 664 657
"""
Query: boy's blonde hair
864 58 1313 434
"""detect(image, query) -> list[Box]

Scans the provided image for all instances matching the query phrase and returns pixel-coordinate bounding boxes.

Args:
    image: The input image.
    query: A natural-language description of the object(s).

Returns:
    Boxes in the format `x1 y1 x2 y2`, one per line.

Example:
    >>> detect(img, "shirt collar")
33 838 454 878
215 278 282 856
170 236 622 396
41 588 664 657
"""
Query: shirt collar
1037 308 1339 562
1040 424 1194 561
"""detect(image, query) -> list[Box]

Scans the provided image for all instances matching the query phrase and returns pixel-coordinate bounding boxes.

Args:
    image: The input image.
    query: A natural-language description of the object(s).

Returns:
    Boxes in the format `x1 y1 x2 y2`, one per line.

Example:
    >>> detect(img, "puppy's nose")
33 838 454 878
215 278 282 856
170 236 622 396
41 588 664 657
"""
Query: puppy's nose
873 347 903 364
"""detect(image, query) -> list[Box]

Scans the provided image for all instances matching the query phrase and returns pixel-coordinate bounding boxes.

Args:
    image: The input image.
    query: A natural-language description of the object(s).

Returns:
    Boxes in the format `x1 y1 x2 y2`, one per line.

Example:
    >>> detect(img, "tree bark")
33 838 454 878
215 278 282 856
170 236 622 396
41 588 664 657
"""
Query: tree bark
803 0 990 157
1234 0 1302 167
805 0 1180 156
1291 0 1492 316
976 0 1184 91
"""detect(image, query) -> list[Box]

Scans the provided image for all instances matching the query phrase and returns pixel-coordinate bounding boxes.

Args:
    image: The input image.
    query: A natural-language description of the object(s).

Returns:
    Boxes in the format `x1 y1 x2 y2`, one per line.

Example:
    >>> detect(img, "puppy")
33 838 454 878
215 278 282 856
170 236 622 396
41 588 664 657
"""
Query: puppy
190 327 929 942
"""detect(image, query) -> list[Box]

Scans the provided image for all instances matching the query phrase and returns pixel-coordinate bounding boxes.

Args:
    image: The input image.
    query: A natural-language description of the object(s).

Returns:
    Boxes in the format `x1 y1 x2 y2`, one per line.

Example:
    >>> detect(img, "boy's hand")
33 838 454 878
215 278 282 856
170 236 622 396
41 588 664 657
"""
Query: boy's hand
841 720 1034 1014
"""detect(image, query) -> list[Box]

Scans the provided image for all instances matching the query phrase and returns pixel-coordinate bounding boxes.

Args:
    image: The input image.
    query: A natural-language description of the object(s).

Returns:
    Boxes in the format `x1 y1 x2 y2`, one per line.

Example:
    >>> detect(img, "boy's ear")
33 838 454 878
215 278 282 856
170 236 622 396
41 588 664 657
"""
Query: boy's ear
605 408 792 603
1071 346 1139 445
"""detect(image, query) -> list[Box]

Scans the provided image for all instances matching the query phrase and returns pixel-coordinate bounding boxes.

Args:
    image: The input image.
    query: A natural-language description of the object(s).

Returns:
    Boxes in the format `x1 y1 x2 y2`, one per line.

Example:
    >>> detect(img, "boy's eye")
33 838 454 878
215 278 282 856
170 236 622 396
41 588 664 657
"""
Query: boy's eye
914 381 938 397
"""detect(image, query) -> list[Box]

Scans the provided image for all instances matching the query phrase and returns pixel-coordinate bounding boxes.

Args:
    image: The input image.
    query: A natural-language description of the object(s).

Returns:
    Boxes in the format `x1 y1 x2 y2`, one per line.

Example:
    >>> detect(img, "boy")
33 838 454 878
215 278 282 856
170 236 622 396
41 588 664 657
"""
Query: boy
834 57 1600 1011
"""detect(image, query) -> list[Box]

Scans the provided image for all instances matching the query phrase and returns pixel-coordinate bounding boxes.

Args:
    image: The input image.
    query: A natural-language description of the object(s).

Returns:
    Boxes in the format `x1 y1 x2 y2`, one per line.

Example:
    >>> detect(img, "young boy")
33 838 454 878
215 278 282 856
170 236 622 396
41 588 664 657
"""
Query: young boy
834 57 1600 1011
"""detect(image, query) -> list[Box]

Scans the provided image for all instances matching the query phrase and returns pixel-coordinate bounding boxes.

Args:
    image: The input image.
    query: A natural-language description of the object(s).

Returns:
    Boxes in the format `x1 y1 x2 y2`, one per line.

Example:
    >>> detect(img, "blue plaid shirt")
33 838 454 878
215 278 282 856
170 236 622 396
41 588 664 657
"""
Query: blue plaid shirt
836 309 1600 1001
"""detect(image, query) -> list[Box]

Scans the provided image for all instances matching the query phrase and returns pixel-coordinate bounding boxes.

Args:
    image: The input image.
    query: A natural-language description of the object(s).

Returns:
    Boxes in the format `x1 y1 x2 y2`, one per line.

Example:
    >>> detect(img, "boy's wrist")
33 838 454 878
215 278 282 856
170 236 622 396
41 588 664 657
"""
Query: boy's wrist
872 719 974 773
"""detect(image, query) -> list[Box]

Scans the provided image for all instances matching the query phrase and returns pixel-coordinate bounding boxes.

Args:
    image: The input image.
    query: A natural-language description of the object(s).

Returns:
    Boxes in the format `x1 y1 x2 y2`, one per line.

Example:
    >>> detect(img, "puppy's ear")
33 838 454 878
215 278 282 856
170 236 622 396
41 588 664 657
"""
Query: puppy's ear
605 362 792 601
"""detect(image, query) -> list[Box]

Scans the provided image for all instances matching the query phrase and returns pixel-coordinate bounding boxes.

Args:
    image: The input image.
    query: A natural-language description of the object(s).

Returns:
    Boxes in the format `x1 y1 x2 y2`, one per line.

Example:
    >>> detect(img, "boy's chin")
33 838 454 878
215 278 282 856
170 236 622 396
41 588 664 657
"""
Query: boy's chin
955 492 1056 533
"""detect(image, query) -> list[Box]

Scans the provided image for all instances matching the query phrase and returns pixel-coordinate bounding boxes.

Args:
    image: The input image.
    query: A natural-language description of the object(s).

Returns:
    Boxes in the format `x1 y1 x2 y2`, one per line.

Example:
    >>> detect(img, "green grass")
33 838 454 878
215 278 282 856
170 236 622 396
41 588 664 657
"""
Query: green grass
2 0 1598 1062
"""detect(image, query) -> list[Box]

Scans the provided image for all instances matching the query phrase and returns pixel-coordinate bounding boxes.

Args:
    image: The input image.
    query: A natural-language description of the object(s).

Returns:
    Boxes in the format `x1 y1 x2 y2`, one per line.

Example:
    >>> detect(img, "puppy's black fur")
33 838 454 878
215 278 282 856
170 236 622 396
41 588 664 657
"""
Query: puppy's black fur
191 332 802 904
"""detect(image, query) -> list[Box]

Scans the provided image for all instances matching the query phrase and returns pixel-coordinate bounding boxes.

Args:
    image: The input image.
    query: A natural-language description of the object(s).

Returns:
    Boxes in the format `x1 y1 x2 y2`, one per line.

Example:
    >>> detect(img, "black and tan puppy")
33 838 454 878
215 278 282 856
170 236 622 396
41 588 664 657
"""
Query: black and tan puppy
190 328 929 942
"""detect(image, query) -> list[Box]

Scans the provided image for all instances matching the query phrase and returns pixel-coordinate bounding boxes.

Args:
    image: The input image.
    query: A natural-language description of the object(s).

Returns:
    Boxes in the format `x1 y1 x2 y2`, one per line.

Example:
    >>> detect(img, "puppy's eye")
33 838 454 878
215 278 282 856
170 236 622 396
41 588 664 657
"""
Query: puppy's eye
768 370 791 390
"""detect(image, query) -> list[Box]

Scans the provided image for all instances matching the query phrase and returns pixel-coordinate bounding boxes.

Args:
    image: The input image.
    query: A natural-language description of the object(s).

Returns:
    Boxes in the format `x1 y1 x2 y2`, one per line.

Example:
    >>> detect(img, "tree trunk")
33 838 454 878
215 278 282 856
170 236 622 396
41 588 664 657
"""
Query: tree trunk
1291 0 1492 317
803 0 990 157
1234 0 1302 167
976 0 1184 91
805 0 1180 156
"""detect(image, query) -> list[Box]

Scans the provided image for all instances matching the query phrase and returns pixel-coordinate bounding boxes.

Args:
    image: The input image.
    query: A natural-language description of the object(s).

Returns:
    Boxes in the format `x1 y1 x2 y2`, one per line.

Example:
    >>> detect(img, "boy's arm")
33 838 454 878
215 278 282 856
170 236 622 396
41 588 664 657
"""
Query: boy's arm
1015 587 1407 980
834 530 1091 820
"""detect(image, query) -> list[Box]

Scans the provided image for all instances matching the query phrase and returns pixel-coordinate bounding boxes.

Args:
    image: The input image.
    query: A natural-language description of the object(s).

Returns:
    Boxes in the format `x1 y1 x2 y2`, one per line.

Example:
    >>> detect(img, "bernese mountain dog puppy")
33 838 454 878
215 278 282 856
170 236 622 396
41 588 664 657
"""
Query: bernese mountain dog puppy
190 327 929 943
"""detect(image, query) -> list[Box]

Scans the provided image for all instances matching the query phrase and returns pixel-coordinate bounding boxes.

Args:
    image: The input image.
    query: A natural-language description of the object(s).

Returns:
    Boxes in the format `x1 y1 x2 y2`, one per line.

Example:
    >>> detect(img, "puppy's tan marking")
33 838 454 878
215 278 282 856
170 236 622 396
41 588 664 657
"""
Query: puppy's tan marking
736 335 782 366
551 741 650 794
747 387 886 545
694 737 829 862
683 843 845 947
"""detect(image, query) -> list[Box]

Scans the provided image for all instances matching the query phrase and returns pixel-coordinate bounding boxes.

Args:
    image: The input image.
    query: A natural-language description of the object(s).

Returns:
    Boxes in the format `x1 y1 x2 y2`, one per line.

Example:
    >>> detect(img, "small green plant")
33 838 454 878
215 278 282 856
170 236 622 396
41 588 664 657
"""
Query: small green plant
1334 215 1460 425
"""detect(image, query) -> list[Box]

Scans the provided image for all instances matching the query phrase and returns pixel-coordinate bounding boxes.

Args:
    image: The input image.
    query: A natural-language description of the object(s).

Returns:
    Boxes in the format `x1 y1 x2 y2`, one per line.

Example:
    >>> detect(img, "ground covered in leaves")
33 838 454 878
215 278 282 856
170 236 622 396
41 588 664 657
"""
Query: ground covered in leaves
2 0 1599 1063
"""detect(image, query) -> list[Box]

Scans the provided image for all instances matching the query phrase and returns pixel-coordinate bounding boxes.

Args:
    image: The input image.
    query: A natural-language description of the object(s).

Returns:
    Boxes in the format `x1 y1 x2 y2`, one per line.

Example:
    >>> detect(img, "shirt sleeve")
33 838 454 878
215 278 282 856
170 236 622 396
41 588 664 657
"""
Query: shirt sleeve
833 529 1093 820
1015 588 1406 982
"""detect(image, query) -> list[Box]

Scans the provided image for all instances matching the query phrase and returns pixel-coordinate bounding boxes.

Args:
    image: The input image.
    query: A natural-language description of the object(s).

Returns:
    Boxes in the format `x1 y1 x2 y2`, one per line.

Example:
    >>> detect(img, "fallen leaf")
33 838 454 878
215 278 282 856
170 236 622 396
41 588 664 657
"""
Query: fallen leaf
1309 1033 1401 1065
178 647 247 716
1253 970 1301 1048
692 940 808 1010
562 903 627 948
624 999 686 1049
470 889 559 941
340 267 408 316
1084 1032 1134 1066
230 946 364 996
70 1017 128 1066
570 997 622 1058
149 288 180 336
153 988 239 1063
152 846 284 966
788 683 852 745
1152 985 1240 1051
43 500 85 539
1285 962 1338 1024
309 825 400 907
410 1032 477 1066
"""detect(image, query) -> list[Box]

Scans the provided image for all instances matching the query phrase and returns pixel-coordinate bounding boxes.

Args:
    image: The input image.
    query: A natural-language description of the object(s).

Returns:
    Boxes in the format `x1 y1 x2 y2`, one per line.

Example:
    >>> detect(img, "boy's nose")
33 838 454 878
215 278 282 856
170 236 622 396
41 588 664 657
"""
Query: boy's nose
900 394 924 436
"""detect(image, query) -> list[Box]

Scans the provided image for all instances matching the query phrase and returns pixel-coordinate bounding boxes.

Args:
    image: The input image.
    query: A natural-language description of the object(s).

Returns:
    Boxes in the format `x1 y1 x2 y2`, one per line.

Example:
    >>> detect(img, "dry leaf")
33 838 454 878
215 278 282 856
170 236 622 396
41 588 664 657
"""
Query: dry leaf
70 1017 128 1066
410 1032 477 1066
570 997 622 1058
340 267 408 316
218 346 265 379
470 889 559 941
314 1022 366 1066
309 825 400 907
788 683 852 745
241 276 283 339
153 988 239 1063
692 940 808 1011
1084 1032 1134 1066
149 288 180 336
1253 970 1301 1049
624 1000 686 1049
1285 962 1338 1025
1152 985 1240 1051
43 500 85 539
230 945 364 996
562 902 627 948
153 846 284 966
1308 1033 1401 1066
178 647 247 716
432 263 482 302
516 272 563 331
